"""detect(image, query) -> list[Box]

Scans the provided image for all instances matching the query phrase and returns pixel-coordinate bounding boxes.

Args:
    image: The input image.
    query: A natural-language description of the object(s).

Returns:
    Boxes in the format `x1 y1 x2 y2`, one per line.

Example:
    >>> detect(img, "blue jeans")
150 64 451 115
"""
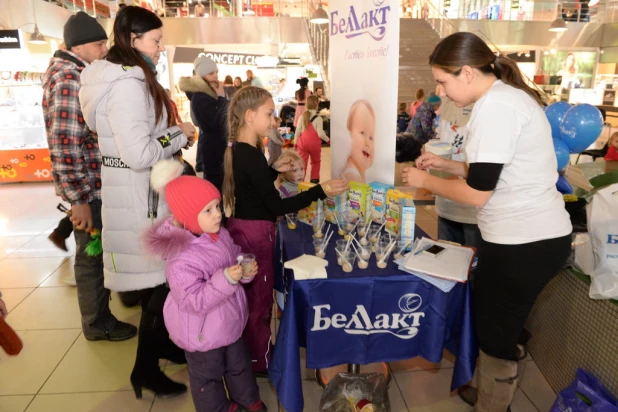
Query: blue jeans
437 217 482 250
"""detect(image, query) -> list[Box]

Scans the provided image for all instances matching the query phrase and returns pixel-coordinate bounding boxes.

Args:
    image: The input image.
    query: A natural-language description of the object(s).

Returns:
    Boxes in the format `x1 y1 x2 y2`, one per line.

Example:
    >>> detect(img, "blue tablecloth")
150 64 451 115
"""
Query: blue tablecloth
269 221 478 412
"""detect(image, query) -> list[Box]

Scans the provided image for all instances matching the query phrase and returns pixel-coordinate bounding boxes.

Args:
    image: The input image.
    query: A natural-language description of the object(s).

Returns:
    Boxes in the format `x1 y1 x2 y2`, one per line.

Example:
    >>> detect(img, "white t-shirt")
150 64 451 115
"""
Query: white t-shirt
435 100 477 224
465 80 572 245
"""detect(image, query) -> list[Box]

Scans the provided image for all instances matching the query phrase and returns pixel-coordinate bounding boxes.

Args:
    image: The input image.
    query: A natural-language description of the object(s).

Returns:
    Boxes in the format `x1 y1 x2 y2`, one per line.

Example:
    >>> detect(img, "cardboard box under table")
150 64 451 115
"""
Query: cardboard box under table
270 221 478 412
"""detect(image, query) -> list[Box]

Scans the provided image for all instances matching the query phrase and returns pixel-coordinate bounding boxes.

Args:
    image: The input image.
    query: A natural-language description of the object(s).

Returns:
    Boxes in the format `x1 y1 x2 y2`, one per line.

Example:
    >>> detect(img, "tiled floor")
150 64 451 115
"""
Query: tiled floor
0 148 556 411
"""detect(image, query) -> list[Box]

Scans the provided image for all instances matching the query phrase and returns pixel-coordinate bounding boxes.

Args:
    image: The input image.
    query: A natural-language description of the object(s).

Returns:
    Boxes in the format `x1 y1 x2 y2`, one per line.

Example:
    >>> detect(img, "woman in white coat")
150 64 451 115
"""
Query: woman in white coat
80 6 195 399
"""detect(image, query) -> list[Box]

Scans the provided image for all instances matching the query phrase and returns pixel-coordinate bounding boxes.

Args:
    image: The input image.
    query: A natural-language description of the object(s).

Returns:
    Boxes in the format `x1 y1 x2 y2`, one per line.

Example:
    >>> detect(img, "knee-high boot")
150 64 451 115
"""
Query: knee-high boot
473 350 519 412
130 312 187 399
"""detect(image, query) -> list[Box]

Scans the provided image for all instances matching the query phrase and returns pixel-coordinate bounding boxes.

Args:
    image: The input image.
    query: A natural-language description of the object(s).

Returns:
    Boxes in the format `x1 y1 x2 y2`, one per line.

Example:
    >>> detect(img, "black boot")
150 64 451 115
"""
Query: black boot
131 312 187 399
163 338 187 364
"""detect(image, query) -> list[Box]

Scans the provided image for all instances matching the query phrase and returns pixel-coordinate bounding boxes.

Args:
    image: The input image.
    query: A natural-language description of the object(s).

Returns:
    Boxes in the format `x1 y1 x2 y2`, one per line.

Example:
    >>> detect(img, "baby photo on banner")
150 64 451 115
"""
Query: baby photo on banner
329 0 400 185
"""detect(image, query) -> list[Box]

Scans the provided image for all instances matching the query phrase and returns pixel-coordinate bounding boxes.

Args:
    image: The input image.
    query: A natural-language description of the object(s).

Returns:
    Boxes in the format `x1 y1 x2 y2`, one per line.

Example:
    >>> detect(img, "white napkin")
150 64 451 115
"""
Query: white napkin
284 254 328 280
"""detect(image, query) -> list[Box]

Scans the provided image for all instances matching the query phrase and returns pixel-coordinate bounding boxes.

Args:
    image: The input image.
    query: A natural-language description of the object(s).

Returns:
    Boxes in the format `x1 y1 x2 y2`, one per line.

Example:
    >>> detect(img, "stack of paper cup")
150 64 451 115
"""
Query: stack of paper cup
425 141 452 178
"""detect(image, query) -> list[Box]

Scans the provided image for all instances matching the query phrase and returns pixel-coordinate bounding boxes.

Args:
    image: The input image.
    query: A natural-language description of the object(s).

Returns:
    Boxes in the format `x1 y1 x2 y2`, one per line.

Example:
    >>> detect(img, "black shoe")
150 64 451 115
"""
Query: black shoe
131 368 187 399
310 179 319 184
48 231 68 252
84 319 137 342
131 312 187 399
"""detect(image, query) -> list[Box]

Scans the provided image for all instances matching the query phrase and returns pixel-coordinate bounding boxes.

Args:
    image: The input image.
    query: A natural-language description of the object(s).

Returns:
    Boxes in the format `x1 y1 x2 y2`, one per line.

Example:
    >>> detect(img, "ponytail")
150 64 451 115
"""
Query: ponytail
222 86 273 215
300 95 320 132
429 32 543 107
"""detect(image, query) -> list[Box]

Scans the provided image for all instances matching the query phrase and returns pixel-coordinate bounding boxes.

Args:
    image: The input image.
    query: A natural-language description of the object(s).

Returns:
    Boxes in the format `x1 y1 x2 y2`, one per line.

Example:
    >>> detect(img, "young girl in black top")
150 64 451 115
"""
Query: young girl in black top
222 86 347 374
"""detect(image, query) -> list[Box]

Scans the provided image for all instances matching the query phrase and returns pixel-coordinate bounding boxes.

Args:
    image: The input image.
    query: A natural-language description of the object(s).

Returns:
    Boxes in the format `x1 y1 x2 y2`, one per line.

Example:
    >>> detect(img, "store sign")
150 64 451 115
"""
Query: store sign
173 48 265 66
0 30 21 50
330 0 400 184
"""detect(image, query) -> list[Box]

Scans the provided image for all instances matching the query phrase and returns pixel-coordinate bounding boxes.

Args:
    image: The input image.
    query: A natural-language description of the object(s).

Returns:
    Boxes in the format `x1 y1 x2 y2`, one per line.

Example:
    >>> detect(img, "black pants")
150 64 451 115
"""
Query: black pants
140 284 169 315
474 234 571 361
185 338 260 412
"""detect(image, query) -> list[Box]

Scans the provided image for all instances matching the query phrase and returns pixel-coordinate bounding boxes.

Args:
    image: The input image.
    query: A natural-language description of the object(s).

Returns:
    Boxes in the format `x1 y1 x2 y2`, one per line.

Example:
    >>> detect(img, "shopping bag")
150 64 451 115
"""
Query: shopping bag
550 369 618 412
319 373 390 412
587 184 618 299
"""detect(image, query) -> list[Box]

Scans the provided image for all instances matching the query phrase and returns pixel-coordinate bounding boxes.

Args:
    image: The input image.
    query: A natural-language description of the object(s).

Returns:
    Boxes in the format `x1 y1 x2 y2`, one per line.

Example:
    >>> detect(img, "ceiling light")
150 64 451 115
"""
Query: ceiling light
310 2 328 24
29 24 46 44
549 17 567 32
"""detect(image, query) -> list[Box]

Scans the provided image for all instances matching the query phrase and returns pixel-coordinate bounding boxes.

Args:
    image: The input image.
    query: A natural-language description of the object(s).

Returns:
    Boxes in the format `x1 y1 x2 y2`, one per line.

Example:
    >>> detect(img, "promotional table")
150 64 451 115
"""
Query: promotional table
269 222 478 412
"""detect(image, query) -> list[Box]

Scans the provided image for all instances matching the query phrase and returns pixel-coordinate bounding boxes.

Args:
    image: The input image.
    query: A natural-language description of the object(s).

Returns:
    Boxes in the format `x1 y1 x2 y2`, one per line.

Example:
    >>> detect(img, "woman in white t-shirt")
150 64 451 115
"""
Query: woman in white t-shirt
402 32 572 412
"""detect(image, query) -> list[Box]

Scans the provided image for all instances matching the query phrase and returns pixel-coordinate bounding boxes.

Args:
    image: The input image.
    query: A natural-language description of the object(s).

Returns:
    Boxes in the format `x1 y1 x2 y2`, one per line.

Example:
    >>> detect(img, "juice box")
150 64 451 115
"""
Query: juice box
384 189 415 237
324 194 347 224
297 182 317 225
347 182 372 223
369 182 394 224
400 197 416 249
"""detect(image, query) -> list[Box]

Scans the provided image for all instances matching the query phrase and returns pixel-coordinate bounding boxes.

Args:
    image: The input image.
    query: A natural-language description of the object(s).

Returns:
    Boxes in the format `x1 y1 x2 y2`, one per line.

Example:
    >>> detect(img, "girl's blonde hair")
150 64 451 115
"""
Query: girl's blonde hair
299 95 320 132
275 150 304 186
223 86 273 215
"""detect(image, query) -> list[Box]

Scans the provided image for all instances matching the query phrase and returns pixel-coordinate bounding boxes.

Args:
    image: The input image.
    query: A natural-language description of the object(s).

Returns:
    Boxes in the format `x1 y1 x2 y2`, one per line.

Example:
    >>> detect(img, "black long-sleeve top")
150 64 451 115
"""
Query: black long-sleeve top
232 142 326 222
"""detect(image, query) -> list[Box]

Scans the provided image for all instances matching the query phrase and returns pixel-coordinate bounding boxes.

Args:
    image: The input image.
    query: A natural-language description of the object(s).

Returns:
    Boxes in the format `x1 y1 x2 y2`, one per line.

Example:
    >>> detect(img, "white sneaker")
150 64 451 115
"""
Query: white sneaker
63 274 77 286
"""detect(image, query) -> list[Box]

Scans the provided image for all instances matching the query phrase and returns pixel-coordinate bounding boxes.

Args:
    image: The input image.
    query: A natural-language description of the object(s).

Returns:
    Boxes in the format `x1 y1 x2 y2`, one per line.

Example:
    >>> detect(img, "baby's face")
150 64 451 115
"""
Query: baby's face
612 136 618 149
349 104 375 171
285 162 305 184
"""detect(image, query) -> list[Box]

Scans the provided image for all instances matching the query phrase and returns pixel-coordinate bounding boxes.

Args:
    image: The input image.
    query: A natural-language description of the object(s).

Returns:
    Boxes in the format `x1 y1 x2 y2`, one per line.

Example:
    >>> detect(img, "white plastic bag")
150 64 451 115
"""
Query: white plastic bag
587 183 618 299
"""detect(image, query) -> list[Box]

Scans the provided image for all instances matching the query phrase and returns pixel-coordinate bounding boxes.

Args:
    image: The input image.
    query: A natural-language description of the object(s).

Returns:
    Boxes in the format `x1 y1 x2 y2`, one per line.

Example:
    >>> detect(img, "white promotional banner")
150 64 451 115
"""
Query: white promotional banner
329 0 400 185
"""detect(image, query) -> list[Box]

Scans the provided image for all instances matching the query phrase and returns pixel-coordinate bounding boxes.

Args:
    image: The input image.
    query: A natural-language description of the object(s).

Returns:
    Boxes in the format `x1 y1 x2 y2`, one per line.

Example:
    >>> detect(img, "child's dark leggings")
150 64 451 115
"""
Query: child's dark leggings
54 215 73 239
185 338 260 412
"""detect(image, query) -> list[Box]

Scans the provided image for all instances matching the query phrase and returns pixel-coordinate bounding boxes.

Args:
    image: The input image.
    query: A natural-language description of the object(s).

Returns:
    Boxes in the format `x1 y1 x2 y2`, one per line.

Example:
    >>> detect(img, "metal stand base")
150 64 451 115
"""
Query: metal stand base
315 363 392 389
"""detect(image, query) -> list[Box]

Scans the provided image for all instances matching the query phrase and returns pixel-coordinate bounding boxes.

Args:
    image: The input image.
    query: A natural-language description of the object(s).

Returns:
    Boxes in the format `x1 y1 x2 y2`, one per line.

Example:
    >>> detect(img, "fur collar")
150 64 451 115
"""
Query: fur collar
178 75 216 99
143 217 196 260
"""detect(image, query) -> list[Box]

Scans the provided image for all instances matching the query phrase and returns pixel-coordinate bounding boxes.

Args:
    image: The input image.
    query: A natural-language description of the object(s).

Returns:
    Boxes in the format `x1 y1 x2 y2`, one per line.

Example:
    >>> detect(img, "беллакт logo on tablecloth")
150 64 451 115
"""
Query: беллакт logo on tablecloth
329 0 400 185
310 293 425 339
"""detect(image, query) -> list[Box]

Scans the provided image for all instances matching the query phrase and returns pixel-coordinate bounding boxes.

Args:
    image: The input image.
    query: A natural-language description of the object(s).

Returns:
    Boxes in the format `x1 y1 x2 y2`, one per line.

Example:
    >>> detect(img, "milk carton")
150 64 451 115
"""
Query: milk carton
384 189 415 237
400 198 416 248
347 182 372 223
324 194 347 224
298 182 317 225
369 182 394 224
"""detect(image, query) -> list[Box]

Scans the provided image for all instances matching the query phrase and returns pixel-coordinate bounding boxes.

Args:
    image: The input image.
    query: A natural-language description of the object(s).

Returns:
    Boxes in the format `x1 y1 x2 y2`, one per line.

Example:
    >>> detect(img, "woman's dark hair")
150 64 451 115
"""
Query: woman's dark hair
234 76 242 88
223 75 234 85
429 32 542 106
295 77 309 101
106 6 174 125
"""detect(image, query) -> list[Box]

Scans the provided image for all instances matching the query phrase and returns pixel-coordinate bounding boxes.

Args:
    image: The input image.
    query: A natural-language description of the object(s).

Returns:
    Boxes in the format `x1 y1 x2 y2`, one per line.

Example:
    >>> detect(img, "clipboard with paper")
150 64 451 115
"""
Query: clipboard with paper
403 237 476 283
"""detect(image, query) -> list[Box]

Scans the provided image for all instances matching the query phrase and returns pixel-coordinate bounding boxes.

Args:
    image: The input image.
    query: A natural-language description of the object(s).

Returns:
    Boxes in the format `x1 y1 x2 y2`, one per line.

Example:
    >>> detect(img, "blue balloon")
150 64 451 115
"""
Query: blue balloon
553 138 570 171
556 175 573 195
545 101 572 140
560 104 604 153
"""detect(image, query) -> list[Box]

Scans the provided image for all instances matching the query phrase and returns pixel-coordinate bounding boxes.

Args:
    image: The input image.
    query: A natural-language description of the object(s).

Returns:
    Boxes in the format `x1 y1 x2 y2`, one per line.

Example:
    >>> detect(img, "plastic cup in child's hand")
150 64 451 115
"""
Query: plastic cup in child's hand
239 253 256 277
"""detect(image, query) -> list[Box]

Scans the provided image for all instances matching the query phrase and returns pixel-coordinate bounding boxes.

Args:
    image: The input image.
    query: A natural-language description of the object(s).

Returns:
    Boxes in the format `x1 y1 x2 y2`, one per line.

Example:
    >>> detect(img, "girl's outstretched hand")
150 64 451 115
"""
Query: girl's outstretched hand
320 178 348 197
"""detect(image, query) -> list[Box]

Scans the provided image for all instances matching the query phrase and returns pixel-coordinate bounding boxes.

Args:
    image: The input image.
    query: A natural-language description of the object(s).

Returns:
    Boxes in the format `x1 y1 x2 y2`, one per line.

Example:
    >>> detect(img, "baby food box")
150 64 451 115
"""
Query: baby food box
347 182 372 223
324 194 347 224
369 182 394 224
384 189 415 237
399 197 416 250
298 182 317 225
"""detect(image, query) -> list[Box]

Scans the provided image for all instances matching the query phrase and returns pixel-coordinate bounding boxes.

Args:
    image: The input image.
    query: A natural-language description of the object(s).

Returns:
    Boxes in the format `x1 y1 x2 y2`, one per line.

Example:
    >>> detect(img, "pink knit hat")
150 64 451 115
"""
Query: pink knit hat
151 160 221 234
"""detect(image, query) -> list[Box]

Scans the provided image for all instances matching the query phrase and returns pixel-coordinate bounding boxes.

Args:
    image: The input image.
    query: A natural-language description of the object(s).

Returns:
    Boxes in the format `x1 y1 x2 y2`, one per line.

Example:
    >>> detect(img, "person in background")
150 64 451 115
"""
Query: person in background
397 102 411 133
166 88 181 123
604 131 618 161
402 32 572 411
406 94 442 145
223 87 347 375
295 95 329 182
234 76 243 90
179 55 229 194
276 150 305 199
410 88 425 117
223 75 236 100
79 6 196 399
277 78 287 96
245 70 264 88
194 0 205 17
315 86 329 102
266 116 284 166
42 11 137 338
293 77 311 127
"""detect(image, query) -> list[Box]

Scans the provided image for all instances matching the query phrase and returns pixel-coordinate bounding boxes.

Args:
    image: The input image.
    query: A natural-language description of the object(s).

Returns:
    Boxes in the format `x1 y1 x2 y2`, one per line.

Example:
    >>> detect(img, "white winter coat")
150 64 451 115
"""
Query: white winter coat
79 60 188 292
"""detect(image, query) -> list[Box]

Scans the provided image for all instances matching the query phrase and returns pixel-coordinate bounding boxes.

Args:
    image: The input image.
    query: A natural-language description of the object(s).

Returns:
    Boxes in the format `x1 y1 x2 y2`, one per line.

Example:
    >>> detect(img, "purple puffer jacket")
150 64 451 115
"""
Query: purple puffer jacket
143 217 251 352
